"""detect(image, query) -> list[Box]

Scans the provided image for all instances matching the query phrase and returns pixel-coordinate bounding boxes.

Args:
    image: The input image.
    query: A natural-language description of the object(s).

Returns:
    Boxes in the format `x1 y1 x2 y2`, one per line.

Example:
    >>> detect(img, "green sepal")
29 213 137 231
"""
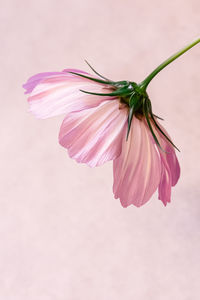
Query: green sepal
129 92 136 107
143 98 163 151
68 71 112 85
147 100 180 152
84 60 113 82
114 80 136 89
80 87 132 97
126 93 144 140
153 114 164 121
129 93 142 109
126 105 134 140
151 114 180 152
115 80 129 87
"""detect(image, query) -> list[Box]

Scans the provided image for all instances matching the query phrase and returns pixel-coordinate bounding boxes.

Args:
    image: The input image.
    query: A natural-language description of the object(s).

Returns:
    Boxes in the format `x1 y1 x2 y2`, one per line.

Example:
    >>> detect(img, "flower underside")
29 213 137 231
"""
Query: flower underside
70 61 179 152
23 38 200 207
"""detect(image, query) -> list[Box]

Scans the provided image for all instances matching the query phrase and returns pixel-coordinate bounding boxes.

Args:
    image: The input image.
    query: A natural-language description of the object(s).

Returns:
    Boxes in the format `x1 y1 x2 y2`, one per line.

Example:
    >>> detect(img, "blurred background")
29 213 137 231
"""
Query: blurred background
1 0 200 299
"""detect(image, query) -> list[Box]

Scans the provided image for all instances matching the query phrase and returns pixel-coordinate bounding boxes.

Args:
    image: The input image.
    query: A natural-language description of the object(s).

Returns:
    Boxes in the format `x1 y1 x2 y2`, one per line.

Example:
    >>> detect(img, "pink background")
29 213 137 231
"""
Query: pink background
1 0 200 299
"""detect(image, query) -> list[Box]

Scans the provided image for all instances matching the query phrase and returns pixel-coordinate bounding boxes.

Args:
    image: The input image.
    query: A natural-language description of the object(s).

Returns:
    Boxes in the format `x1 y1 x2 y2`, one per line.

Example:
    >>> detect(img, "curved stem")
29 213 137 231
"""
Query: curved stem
139 37 200 90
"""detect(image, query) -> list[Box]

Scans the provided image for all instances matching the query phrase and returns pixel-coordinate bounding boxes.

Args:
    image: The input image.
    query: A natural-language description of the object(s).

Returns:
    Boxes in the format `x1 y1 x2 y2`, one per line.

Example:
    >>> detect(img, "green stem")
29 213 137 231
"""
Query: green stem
139 37 200 90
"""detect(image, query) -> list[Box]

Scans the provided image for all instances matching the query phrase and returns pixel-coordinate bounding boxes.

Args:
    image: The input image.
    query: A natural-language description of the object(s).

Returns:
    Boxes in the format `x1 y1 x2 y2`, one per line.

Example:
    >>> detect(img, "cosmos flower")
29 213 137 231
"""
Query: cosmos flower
23 38 200 207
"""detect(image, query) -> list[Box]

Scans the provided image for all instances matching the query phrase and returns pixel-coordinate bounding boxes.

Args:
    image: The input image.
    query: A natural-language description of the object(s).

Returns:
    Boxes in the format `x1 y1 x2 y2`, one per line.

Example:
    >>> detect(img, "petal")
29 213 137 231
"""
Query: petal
113 117 162 207
155 121 180 185
158 160 172 205
23 72 63 94
62 68 89 74
22 69 89 94
24 70 114 119
152 120 180 205
59 100 128 167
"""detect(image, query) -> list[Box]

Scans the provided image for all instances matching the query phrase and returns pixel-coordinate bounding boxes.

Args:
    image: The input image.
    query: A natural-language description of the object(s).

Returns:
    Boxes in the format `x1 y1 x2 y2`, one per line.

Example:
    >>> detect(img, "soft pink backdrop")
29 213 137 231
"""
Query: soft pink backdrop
1 0 200 299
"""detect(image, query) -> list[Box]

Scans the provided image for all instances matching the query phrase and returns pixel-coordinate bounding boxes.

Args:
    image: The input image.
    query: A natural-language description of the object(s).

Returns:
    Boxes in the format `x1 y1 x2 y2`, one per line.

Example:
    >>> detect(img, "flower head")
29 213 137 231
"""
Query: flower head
24 37 200 207
23 61 181 207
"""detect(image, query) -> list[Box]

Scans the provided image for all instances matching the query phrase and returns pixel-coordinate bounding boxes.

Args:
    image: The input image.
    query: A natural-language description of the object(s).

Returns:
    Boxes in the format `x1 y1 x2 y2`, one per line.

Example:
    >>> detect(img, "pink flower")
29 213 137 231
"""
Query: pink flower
23 67 180 207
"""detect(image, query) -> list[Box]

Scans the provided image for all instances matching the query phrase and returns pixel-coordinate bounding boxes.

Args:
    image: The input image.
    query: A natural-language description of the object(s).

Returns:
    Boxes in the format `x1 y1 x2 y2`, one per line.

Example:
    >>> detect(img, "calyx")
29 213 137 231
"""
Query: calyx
69 62 179 152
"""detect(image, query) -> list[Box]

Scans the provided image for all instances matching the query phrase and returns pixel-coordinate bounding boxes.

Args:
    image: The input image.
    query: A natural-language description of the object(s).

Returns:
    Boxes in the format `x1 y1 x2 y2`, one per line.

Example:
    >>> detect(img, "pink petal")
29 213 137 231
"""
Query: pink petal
23 72 63 94
23 69 89 94
113 117 162 208
152 120 180 205
62 69 89 74
59 100 128 167
24 70 115 119
158 160 172 206
157 123 180 186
